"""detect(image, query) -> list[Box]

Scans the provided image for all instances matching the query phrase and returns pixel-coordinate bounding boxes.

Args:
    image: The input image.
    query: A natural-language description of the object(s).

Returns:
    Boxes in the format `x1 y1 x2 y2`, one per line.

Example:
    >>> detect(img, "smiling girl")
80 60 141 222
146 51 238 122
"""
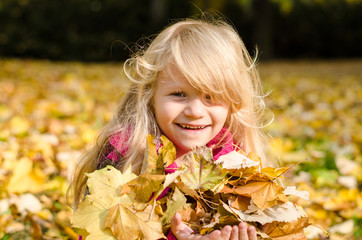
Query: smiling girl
69 17 271 240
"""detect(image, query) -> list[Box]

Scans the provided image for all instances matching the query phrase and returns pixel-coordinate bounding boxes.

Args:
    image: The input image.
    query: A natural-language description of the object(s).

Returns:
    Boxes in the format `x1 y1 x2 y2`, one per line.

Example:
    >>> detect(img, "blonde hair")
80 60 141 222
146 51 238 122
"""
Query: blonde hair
68 17 271 207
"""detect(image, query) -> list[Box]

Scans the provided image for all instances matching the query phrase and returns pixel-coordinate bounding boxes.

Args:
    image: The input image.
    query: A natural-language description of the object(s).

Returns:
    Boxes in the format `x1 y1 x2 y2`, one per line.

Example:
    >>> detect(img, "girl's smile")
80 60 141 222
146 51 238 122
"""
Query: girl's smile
153 67 229 159
177 123 208 129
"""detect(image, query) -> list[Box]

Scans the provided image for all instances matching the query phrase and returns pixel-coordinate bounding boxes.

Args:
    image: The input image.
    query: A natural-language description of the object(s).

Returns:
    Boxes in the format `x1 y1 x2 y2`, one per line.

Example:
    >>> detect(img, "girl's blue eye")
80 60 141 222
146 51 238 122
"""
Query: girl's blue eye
171 92 186 97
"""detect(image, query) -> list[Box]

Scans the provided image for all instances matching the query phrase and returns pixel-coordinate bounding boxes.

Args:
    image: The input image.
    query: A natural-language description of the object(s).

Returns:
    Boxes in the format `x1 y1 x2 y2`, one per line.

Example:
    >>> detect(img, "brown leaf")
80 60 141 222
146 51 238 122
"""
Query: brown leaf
270 230 306 240
25 213 43 239
229 195 251 212
200 214 240 235
262 216 309 239
221 180 286 210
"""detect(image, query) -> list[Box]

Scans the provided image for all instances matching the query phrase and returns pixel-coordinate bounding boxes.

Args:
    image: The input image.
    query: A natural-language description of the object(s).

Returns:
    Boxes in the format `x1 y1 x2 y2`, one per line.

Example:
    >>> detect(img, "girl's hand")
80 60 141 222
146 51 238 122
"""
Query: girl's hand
171 213 257 240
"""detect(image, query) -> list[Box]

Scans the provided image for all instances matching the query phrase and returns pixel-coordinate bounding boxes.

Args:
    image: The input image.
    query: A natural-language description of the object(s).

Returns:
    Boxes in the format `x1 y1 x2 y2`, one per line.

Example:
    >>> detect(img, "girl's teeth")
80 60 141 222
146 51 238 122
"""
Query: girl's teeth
179 124 205 129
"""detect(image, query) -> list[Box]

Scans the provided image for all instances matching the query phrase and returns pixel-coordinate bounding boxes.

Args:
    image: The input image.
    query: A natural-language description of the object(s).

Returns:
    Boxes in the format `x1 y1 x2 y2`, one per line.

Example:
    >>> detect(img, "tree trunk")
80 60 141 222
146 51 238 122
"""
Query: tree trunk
251 0 273 60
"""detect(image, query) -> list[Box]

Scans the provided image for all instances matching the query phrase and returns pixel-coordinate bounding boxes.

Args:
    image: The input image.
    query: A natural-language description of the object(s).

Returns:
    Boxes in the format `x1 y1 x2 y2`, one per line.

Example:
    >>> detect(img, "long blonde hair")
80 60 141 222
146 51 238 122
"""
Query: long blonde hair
68 17 270 208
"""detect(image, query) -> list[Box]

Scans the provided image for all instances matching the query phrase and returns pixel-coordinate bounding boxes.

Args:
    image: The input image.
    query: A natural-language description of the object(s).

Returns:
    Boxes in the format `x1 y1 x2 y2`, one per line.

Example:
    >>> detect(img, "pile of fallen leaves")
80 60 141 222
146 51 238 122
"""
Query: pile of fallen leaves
260 61 362 239
0 59 361 239
71 135 310 239
0 59 126 239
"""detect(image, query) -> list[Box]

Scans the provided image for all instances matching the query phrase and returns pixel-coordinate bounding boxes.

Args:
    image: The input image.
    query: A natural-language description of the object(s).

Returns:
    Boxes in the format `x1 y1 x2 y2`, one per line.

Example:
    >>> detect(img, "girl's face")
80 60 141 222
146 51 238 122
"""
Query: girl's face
153 67 229 159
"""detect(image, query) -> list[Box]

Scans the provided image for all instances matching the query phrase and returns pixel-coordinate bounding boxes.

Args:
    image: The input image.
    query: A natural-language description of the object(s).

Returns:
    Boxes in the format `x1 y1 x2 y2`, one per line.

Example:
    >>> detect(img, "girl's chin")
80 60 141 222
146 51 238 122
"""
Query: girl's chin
175 142 207 155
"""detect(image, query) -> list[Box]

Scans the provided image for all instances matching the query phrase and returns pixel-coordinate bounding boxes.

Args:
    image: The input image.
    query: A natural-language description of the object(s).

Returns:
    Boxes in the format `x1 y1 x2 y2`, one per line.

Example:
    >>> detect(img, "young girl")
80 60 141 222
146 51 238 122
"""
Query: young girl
69 17 271 240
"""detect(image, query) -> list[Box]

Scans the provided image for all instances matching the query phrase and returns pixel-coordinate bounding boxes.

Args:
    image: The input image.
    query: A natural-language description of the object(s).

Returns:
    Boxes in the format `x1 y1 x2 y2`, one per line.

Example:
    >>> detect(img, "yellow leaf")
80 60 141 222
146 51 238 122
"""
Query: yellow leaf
70 195 123 240
179 146 226 192
261 166 290 180
141 135 165 175
141 135 176 175
159 135 176 167
86 165 137 197
9 116 30 136
104 203 165 240
7 157 46 193
127 174 165 202
161 187 188 224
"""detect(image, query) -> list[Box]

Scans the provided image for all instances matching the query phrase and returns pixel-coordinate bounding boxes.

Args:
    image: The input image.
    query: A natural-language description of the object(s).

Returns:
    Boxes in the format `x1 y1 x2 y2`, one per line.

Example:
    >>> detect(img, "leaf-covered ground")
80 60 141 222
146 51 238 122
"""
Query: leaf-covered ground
0 59 361 239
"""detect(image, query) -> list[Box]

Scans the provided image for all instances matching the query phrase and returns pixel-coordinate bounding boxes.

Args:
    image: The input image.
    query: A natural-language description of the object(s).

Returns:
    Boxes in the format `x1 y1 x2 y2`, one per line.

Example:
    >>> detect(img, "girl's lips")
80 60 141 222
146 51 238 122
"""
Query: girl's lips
176 123 209 130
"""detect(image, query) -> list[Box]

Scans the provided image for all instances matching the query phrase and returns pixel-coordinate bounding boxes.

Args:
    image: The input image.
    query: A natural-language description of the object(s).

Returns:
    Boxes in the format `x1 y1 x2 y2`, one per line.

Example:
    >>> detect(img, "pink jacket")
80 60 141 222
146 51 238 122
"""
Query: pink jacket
102 127 237 239
104 127 235 164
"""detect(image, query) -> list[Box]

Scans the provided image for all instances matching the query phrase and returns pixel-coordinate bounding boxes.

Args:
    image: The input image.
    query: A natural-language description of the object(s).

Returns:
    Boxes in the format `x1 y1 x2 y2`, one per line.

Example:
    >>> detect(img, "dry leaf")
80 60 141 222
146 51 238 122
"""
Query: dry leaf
179 147 226 192
221 180 286 210
86 165 137 197
104 203 164 240
127 174 166 202
215 151 260 170
222 201 308 225
283 186 309 202
70 195 122 240
261 216 309 239
141 135 176 175
161 187 188 224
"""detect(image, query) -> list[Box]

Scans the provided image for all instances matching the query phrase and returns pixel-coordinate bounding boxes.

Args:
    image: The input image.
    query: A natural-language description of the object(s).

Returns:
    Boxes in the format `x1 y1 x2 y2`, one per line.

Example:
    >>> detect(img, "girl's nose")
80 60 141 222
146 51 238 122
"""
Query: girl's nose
183 97 206 118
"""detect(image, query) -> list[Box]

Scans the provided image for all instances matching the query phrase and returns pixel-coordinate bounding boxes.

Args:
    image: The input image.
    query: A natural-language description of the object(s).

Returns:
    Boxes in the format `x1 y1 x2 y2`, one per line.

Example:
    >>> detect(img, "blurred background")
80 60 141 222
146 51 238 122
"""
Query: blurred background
0 0 361 239
0 0 361 61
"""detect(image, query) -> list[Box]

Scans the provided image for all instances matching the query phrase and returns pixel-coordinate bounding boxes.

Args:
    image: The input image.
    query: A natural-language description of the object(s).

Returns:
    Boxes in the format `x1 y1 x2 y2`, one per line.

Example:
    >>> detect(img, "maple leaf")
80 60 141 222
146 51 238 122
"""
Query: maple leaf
221 180 287 210
178 146 226 192
229 195 252 212
141 135 176 175
104 203 165 240
261 216 309 240
70 194 127 240
161 187 188 225
158 135 177 168
178 201 213 232
140 135 163 175
86 165 137 197
126 173 166 202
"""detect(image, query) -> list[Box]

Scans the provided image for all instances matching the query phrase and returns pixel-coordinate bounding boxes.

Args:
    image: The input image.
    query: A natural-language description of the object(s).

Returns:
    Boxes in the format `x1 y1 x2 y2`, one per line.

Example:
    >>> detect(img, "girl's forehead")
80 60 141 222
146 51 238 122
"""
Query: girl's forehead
159 64 225 97
159 66 188 84
158 69 191 88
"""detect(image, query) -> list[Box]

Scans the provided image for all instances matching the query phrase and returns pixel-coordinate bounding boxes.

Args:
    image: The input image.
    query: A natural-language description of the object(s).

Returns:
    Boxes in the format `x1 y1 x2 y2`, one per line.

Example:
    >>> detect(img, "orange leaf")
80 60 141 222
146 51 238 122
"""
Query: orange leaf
229 195 251 212
222 181 286 210
262 216 309 239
